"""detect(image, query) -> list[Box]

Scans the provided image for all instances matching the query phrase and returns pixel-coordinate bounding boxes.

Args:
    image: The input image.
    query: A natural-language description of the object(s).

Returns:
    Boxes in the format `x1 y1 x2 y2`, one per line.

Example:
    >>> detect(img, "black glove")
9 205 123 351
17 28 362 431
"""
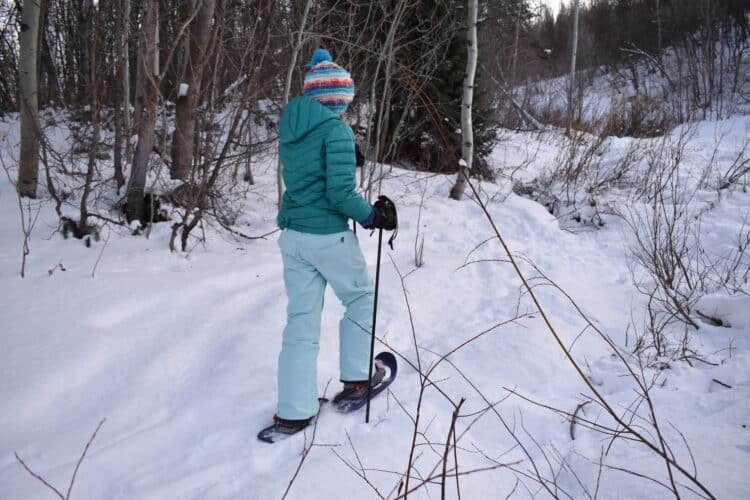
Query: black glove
371 195 397 230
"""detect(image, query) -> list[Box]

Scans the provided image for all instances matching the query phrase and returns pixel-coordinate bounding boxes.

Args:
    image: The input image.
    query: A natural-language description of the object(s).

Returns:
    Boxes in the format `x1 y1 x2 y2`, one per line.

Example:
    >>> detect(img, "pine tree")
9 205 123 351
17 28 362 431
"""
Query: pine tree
388 0 496 178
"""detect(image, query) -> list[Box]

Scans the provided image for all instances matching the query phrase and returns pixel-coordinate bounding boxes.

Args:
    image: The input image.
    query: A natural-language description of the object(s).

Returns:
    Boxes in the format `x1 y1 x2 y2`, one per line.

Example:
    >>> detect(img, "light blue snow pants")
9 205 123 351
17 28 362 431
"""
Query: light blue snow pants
277 228 374 420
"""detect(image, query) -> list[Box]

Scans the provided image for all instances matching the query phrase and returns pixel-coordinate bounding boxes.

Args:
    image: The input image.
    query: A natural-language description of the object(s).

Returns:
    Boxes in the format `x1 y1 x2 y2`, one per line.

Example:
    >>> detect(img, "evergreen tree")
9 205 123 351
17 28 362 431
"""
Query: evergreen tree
387 0 496 178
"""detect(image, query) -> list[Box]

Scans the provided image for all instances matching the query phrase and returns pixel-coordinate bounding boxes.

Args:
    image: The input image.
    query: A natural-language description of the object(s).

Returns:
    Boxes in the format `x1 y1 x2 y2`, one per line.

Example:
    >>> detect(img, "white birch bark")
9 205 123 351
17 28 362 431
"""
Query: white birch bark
18 0 44 198
277 0 313 210
449 0 478 201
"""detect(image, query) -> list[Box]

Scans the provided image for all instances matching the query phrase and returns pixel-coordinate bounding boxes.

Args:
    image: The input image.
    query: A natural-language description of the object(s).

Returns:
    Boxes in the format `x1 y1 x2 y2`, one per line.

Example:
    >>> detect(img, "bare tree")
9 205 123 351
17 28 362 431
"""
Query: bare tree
449 0 479 201
277 0 313 209
112 0 130 192
122 0 131 156
168 0 278 251
0 2 20 111
510 0 522 90
171 0 216 181
18 0 47 198
566 0 580 137
656 0 663 65
126 0 159 222
77 0 101 236
365 0 409 200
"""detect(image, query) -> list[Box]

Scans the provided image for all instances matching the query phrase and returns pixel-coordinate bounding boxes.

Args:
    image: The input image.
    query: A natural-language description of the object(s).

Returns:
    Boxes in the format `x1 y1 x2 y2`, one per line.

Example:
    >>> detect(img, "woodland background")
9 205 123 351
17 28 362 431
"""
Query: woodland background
3 0 748 245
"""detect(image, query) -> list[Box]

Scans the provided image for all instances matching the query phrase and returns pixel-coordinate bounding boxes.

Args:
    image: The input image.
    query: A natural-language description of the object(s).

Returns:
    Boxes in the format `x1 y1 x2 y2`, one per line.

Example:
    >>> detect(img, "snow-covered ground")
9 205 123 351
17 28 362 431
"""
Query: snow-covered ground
1 110 749 499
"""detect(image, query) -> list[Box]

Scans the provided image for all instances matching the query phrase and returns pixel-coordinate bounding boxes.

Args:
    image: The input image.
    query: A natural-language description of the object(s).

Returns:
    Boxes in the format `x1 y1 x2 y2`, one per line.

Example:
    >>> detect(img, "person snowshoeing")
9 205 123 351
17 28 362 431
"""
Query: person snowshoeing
272 48 395 435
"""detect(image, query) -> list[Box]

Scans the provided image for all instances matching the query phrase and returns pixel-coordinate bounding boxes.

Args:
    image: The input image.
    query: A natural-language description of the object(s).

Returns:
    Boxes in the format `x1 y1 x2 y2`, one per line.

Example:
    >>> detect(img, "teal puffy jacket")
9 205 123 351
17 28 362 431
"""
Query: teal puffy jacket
277 96 371 234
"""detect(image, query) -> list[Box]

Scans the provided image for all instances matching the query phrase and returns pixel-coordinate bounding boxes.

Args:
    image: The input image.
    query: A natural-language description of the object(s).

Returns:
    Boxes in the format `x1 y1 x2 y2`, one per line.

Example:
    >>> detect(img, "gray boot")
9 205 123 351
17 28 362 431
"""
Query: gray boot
333 362 386 402
273 414 313 435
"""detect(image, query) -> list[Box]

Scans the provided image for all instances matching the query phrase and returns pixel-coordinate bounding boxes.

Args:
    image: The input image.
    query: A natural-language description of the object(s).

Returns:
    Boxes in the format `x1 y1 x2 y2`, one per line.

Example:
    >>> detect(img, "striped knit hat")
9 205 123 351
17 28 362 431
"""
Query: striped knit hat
303 49 355 116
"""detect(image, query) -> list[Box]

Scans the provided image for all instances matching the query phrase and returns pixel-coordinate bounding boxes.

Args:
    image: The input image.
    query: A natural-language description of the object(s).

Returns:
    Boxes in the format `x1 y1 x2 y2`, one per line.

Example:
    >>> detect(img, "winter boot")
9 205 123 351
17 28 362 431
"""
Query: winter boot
273 414 314 435
333 361 386 403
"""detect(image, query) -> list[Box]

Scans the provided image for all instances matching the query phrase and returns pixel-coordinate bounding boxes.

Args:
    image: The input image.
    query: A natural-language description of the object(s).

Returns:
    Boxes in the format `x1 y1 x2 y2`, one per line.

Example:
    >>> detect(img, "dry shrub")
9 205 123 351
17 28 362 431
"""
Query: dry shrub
603 95 674 138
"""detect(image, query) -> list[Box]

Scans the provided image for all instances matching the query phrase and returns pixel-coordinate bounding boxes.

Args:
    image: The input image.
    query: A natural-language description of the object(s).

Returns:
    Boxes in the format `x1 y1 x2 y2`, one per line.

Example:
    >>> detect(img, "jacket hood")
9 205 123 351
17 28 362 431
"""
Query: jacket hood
279 96 339 143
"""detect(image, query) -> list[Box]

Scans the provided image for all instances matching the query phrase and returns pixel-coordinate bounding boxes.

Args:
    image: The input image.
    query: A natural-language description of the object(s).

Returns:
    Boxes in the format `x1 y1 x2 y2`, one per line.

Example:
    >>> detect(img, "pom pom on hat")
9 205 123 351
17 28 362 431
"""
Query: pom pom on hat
305 48 332 68
303 48 355 116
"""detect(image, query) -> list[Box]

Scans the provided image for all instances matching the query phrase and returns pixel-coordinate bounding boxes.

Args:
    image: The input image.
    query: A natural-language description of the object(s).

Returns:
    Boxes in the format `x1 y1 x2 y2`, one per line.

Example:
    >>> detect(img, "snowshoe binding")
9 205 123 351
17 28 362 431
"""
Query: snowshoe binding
257 415 313 443
332 352 397 413
333 362 386 403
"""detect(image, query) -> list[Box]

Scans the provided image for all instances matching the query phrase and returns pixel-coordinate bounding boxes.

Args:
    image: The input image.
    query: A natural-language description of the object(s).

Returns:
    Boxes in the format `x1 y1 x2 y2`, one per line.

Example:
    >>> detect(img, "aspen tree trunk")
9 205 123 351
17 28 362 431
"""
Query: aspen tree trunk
39 8 59 105
278 0 313 210
244 123 254 184
113 0 128 191
171 0 216 181
449 0 478 201
703 0 715 113
114 78 124 191
123 0 132 162
18 0 45 198
80 1 101 231
510 0 521 91
77 4 91 106
656 0 663 66
126 0 159 223
566 0 580 137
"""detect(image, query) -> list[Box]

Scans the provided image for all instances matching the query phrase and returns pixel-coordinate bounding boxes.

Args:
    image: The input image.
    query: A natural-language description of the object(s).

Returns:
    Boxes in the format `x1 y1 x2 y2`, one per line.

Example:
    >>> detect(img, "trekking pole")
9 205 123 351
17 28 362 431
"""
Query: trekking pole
365 227 384 423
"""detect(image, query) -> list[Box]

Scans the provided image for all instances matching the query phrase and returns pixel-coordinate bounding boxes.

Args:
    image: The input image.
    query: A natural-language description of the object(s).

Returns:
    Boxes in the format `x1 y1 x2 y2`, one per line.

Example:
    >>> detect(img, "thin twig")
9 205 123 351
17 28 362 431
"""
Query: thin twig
214 218 280 241
14 453 65 500
441 398 465 499
711 378 732 389
330 431 387 500
91 225 111 278
570 401 591 440
66 418 106 500
14 418 106 500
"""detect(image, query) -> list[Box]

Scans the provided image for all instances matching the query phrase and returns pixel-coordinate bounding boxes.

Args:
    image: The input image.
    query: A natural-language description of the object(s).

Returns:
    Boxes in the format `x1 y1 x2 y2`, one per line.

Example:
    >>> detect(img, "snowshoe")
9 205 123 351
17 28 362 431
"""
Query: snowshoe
332 352 397 413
